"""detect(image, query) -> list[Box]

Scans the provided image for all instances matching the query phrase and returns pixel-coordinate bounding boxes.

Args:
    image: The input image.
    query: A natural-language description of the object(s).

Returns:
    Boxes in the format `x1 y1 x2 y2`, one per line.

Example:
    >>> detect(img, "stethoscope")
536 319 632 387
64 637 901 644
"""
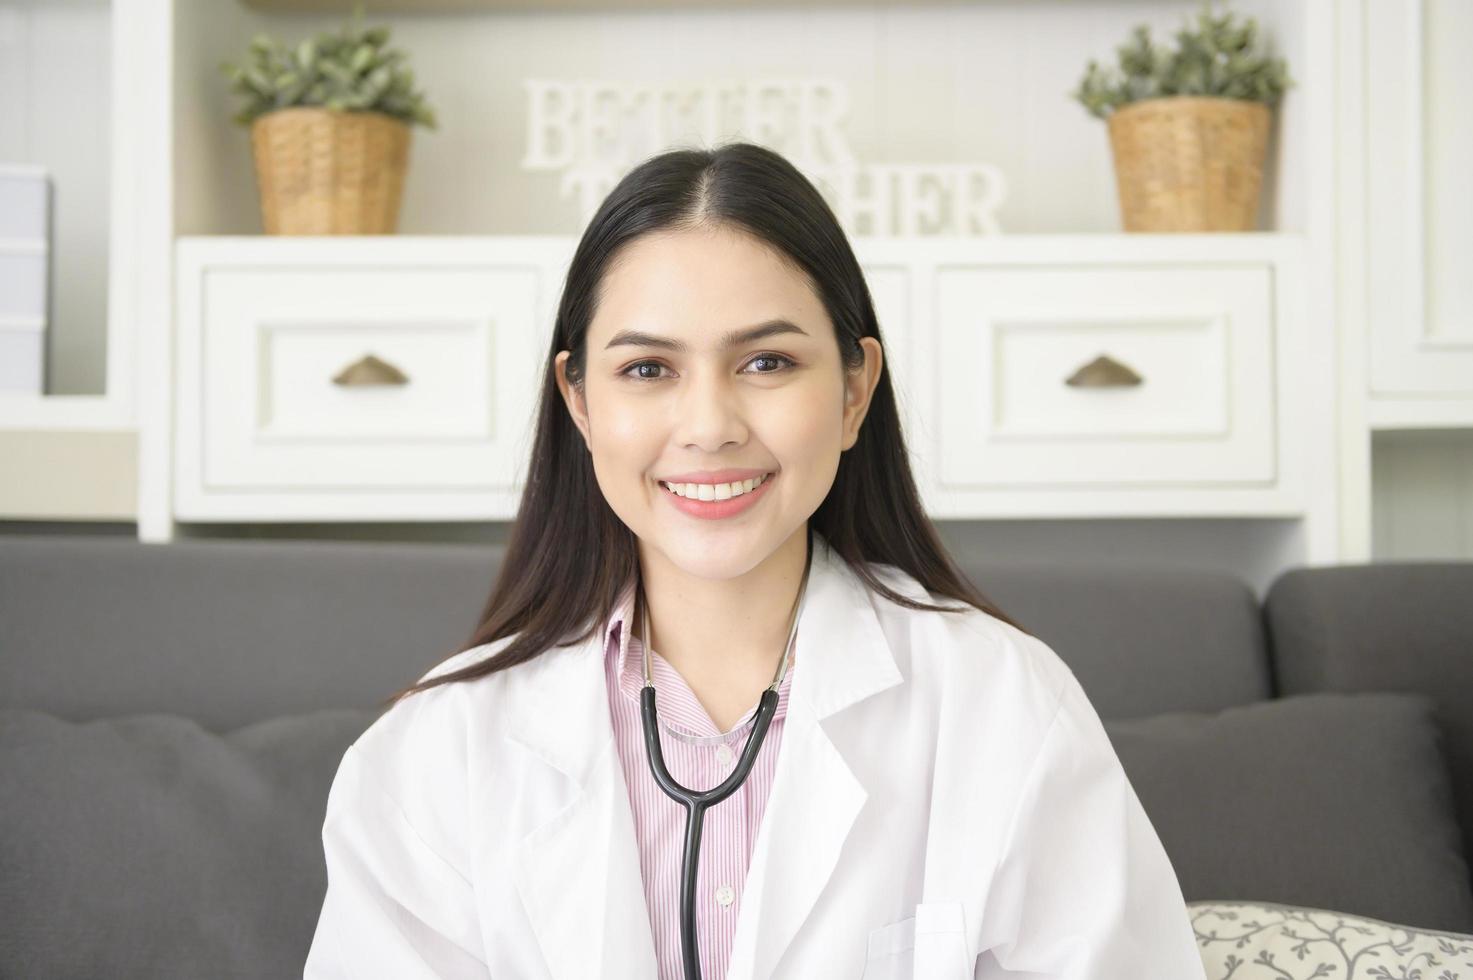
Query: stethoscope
635 530 814 980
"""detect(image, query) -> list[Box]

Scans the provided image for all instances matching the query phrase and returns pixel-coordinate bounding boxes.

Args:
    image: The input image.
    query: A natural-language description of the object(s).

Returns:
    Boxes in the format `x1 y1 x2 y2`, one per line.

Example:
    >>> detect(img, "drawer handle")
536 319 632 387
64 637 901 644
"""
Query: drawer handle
1065 354 1142 388
332 353 410 387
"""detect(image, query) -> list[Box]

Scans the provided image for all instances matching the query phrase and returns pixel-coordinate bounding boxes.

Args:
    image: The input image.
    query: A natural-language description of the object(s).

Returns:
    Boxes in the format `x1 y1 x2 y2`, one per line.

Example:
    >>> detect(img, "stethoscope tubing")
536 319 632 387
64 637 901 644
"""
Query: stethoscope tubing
639 686 778 980
636 531 812 980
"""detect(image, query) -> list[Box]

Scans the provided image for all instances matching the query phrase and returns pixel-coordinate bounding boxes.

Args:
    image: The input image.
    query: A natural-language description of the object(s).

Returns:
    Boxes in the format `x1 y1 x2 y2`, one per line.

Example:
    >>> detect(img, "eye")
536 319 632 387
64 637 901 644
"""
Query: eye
618 353 796 382
744 353 797 374
621 361 669 382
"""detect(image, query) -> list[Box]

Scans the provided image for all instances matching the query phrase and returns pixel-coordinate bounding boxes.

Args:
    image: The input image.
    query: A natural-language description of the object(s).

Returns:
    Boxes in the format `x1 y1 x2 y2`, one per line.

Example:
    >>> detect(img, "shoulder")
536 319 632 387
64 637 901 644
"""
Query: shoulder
352 634 521 762
332 634 524 863
862 560 1072 730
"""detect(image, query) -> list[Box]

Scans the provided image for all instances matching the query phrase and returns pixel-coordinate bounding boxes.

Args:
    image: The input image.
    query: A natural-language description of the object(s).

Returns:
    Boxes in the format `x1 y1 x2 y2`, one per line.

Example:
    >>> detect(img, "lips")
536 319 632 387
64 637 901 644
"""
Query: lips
656 467 773 485
657 470 777 520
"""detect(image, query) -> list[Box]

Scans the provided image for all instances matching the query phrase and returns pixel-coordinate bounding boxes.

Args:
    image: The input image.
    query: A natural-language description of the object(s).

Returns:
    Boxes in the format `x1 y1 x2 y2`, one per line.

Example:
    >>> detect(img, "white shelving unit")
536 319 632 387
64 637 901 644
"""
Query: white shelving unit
169 234 1319 535
0 0 168 433
15 0 1469 579
1361 0 1473 426
1333 0 1473 561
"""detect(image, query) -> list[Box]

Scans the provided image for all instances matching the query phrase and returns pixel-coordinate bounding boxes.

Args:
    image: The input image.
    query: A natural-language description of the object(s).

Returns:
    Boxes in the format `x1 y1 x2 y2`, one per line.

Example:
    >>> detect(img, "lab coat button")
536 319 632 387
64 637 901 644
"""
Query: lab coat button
715 885 735 907
714 745 734 768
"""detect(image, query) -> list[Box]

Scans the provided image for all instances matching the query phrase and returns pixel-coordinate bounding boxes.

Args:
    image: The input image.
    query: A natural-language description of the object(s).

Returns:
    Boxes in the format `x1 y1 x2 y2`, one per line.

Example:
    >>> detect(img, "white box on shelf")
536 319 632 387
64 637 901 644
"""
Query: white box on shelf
0 164 51 239
0 165 52 395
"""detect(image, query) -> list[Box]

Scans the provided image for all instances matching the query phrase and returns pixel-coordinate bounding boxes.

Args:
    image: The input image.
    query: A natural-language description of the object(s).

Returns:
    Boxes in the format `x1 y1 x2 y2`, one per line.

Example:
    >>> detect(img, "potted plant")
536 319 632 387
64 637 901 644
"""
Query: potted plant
1071 0 1293 232
219 2 437 235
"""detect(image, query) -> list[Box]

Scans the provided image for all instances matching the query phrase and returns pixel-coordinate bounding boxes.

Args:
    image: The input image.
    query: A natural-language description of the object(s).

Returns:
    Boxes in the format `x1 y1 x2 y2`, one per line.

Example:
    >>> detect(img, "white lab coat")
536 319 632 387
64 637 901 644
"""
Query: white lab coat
304 533 1206 980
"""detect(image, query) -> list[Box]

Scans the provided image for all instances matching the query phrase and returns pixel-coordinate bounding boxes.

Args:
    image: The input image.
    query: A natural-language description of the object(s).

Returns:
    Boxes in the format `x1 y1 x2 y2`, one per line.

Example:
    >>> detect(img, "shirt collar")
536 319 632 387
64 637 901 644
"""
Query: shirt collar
603 567 796 732
505 527 905 787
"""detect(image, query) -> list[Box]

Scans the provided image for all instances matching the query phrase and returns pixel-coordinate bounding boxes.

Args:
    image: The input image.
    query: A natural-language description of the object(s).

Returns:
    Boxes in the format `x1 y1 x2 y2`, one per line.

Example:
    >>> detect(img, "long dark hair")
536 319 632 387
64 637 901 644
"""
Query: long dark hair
382 141 1030 710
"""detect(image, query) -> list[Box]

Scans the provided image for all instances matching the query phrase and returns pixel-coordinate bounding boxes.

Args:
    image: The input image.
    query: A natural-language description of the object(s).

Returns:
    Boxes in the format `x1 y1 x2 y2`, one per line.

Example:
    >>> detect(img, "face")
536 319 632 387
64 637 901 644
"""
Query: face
554 223 883 580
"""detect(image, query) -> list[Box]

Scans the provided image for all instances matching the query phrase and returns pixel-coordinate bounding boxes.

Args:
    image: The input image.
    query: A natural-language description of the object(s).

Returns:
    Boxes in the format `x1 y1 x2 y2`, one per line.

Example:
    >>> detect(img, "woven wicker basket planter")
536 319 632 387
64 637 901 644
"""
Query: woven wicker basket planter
1105 96 1271 232
250 107 411 235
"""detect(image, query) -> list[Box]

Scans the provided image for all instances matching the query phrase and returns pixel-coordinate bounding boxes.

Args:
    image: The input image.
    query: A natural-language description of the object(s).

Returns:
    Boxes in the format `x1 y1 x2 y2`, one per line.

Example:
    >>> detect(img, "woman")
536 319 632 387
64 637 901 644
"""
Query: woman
304 142 1205 980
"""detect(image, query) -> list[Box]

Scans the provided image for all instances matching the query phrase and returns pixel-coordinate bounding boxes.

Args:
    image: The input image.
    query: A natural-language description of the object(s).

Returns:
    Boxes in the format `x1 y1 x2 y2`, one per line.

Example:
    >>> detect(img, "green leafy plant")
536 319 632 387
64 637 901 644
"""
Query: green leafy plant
218 1 437 129
1071 0 1293 120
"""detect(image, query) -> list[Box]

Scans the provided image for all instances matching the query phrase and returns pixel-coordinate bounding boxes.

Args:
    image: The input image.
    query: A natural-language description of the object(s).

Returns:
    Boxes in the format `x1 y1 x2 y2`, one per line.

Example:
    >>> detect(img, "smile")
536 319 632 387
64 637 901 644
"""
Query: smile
656 471 777 521
657 472 773 500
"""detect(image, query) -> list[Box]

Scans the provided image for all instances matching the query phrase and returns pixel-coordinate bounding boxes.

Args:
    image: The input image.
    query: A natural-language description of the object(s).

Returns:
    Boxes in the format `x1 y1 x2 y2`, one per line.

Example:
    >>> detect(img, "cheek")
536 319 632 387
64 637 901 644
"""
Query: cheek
761 387 845 473
585 390 662 472
774 382 842 438
595 405 648 446
583 379 635 439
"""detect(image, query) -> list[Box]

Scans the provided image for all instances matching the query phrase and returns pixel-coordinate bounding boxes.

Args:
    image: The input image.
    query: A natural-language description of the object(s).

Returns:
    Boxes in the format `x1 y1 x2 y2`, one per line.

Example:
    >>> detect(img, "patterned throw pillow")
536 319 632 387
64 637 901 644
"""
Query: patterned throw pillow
1190 900 1473 979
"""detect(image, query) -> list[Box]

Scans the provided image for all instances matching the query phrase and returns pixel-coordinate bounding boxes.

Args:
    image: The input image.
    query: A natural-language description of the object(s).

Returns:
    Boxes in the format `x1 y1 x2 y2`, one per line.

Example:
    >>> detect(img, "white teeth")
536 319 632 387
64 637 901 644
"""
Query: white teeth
660 473 771 500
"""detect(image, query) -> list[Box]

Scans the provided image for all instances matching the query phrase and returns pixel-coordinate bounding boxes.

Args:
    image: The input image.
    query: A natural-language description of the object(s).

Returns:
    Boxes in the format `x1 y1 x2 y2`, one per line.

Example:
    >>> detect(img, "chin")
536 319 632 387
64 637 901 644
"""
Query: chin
650 530 778 578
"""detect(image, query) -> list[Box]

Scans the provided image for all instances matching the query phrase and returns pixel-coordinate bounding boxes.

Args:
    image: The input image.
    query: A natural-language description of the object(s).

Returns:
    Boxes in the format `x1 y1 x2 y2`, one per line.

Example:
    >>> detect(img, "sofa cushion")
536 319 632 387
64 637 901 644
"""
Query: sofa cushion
1107 691 1473 934
956 558 1272 719
0 534 497 729
0 707 377 979
1188 900 1473 979
1264 562 1473 880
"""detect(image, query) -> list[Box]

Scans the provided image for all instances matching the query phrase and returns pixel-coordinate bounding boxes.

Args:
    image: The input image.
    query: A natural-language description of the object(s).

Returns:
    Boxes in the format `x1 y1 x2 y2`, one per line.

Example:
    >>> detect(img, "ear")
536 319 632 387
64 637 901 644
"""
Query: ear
841 337 883 452
554 350 592 450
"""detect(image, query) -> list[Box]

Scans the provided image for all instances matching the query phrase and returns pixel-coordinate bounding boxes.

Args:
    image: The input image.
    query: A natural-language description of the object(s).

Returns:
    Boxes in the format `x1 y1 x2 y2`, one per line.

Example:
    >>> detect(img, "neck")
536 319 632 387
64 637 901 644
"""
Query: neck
636 526 811 683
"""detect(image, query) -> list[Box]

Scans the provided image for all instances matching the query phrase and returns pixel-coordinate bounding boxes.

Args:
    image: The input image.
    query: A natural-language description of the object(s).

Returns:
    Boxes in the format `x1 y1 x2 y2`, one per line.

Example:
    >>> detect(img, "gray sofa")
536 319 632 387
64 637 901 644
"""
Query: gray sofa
2 533 1472 978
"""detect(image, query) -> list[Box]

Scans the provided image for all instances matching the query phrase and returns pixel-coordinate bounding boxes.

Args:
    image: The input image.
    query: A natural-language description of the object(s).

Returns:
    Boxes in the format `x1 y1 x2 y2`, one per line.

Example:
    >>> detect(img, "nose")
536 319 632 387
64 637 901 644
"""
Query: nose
671 365 749 453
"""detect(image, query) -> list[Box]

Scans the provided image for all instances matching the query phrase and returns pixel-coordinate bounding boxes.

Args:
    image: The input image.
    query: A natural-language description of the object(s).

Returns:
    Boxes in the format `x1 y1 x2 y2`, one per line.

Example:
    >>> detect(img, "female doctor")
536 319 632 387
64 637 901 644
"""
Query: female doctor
304 142 1206 980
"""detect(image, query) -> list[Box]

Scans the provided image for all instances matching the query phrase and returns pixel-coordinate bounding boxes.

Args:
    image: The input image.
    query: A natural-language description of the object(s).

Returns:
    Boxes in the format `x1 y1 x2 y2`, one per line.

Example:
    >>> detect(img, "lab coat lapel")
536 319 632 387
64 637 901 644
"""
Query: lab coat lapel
503 531 904 980
724 534 905 980
505 629 659 980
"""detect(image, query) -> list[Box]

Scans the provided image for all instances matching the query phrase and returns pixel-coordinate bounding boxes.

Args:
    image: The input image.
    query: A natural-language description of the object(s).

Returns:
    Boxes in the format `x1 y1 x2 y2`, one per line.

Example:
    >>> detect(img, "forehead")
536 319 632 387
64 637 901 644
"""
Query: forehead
588 226 826 348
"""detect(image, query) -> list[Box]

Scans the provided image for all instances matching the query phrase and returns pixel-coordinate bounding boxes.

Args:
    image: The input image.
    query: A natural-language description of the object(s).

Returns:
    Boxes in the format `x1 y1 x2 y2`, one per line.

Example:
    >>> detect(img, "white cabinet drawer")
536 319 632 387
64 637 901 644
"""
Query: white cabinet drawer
934 264 1275 487
190 264 541 492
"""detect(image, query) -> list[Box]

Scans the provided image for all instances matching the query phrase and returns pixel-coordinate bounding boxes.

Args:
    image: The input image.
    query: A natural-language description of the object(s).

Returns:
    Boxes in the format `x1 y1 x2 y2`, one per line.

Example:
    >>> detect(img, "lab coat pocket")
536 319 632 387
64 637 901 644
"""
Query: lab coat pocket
861 902 972 980
861 914 914 980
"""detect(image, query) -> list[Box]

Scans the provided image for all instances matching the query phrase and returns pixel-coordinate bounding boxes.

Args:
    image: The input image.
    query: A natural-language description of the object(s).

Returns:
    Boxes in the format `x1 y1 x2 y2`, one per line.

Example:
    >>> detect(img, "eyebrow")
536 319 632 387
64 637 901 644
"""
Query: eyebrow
602 318 810 352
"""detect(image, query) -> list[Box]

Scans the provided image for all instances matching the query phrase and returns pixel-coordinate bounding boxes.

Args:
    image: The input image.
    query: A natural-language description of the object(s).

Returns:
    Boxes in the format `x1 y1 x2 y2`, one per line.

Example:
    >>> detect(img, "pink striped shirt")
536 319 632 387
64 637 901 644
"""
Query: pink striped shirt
602 579 795 980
